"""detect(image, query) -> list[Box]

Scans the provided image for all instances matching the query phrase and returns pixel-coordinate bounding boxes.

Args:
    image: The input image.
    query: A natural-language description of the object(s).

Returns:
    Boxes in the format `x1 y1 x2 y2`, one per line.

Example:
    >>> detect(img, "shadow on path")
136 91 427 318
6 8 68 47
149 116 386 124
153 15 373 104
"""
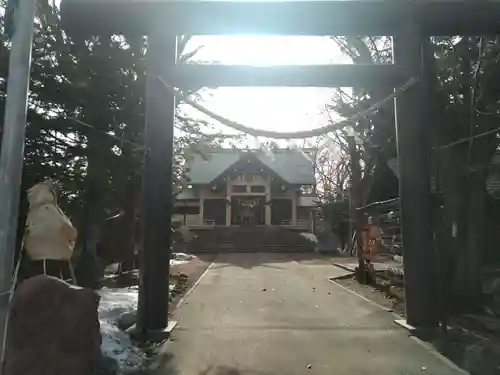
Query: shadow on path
196 251 347 270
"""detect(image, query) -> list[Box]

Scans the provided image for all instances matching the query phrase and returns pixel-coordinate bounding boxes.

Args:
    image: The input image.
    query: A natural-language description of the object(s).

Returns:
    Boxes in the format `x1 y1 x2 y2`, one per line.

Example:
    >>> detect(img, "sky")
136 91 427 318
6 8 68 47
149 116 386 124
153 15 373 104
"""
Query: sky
182 36 350 138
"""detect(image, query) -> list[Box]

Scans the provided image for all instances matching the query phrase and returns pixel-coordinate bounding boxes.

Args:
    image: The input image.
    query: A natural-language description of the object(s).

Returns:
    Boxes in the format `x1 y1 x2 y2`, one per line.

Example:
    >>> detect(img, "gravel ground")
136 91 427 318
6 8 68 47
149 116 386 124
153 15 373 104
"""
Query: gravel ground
334 272 500 375
168 253 217 316
335 273 405 315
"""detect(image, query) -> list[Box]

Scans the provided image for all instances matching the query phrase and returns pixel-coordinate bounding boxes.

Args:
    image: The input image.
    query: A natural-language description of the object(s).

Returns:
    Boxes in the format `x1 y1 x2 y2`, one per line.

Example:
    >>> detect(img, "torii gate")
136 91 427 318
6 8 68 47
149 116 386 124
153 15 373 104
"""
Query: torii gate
2 0 500 339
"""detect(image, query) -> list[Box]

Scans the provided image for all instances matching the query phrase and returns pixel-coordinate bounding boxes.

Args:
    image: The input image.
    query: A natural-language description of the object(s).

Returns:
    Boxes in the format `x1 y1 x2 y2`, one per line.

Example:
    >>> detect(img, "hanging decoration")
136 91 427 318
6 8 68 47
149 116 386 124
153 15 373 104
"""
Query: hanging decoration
158 75 419 140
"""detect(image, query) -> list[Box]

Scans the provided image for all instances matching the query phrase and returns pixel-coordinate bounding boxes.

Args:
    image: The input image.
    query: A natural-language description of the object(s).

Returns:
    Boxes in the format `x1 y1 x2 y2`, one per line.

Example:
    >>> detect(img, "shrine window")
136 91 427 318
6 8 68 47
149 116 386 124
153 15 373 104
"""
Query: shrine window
250 185 265 193
232 185 247 193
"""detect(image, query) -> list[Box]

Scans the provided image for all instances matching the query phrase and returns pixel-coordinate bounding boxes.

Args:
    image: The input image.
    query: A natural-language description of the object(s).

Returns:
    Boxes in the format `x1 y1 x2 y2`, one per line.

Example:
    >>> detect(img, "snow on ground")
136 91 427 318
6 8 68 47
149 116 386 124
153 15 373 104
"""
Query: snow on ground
170 252 198 266
98 253 198 373
300 232 318 243
98 287 145 373
104 263 121 275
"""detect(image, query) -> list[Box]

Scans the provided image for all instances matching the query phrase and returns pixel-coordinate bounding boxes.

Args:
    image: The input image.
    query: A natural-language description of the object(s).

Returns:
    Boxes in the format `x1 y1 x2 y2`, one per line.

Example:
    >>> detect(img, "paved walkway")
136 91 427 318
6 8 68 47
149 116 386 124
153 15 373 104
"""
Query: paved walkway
155 253 465 375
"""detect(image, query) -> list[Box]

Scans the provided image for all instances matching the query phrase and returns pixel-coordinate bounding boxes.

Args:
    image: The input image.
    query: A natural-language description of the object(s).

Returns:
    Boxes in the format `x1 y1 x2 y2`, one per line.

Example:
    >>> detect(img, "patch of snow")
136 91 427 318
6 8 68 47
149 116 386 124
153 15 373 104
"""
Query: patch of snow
98 287 145 374
172 252 198 261
98 255 195 372
170 259 188 266
170 252 198 266
104 262 120 275
300 232 318 243
393 255 403 264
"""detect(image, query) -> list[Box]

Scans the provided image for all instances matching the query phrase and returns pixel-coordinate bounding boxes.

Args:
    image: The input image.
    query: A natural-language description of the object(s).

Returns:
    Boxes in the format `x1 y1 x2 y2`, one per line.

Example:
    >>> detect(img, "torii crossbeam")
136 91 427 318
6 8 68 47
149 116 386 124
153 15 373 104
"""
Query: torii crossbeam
61 0 500 36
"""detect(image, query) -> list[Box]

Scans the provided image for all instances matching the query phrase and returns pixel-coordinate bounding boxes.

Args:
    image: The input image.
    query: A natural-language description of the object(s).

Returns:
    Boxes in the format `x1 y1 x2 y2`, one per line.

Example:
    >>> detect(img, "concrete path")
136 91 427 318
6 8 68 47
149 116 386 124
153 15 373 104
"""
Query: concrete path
155 253 465 375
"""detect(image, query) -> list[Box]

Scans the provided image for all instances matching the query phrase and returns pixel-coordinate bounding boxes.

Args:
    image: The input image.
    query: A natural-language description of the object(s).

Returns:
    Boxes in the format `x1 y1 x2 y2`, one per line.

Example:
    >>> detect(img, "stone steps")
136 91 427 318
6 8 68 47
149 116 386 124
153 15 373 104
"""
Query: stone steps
189 227 314 253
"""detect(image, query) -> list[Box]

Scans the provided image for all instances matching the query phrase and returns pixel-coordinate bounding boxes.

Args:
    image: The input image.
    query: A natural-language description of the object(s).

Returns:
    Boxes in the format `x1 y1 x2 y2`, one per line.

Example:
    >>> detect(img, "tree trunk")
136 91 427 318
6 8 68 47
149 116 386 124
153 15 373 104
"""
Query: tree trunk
439 147 468 309
347 136 370 283
74 132 106 289
119 174 141 272
457 169 486 308
434 36 493 312
440 143 491 312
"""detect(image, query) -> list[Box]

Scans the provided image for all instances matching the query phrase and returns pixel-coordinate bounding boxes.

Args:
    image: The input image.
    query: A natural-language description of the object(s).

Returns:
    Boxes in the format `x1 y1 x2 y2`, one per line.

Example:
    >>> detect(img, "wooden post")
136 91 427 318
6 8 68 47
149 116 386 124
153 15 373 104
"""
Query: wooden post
346 135 365 282
292 196 297 226
200 198 205 225
265 183 271 225
0 0 37 358
226 184 231 226
347 186 354 255
136 29 177 336
393 23 437 329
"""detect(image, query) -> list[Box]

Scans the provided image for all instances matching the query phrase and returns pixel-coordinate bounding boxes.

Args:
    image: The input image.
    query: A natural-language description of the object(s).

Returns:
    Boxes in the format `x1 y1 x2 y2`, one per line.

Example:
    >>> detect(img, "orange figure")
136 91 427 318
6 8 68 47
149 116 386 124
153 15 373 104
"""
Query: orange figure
361 216 382 273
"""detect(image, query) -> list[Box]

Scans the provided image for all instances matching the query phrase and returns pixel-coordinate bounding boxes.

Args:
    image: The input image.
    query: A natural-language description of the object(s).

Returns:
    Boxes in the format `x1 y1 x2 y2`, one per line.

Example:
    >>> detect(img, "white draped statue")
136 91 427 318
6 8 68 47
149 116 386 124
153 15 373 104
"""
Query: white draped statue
23 180 77 261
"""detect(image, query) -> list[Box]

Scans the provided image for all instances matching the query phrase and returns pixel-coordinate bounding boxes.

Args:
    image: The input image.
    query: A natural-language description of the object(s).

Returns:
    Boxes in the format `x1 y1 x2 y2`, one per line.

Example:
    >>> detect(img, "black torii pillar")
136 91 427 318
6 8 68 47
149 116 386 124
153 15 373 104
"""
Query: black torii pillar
393 22 437 329
59 3 177 335
137 29 177 335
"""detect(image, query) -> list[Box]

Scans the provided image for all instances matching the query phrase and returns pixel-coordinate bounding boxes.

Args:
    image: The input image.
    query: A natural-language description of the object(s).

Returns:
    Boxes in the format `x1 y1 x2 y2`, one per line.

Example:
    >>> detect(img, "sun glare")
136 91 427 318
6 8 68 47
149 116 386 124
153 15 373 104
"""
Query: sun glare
184 36 348 134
